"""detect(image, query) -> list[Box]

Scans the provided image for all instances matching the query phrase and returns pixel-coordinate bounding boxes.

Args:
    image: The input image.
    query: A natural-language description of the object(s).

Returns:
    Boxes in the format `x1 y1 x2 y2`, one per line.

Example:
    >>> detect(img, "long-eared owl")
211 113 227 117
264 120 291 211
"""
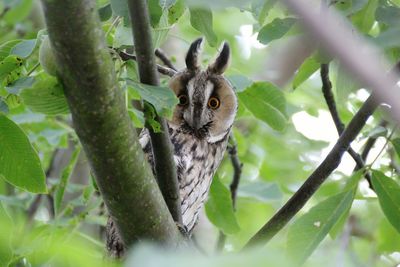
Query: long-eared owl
107 38 238 257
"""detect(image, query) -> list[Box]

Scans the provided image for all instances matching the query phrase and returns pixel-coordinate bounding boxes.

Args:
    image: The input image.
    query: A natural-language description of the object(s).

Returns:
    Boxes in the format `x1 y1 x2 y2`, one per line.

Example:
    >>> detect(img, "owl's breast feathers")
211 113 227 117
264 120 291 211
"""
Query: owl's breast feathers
139 125 230 232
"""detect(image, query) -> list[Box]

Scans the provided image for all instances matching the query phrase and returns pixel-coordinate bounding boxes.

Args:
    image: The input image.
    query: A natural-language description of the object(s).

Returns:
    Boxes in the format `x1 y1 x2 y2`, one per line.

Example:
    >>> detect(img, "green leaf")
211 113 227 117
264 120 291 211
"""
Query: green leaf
287 190 355 264
227 74 253 93
238 82 287 131
0 99 8 114
352 0 378 33
0 203 13 267
3 0 33 25
168 0 186 24
376 5 400 26
371 171 400 233
189 7 218 47
0 40 22 61
5 76 35 94
292 56 320 89
0 115 47 193
205 175 240 235
98 4 112 21
126 79 178 119
20 76 70 115
148 0 163 27
0 55 23 82
160 0 177 9
251 0 278 25
10 39 37 59
335 0 368 16
55 147 81 215
110 0 129 20
257 18 297 45
336 63 360 101
237 181 282 203
391 138 400 158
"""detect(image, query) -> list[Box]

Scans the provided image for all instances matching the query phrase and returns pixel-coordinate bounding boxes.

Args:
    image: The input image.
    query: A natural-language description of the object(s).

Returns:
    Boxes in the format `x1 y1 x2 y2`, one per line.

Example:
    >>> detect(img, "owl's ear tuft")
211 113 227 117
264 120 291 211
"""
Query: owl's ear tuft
185 37 204 71
207 42 230 75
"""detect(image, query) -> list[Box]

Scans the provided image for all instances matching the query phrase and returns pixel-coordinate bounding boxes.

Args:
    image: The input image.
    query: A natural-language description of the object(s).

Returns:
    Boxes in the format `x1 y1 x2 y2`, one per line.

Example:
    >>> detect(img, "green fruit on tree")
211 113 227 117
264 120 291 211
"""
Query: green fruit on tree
39 36 57 76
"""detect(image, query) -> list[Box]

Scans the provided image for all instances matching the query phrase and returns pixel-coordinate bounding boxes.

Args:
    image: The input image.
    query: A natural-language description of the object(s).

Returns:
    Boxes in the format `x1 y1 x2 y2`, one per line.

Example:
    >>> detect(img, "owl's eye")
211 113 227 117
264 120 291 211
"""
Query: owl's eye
178 94 189 106
208 97 220 109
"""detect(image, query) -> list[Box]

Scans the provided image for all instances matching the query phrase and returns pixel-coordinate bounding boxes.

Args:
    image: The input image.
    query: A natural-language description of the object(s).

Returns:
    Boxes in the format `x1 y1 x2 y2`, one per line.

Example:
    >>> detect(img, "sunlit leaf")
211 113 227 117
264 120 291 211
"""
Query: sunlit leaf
189 7 218 47
205 175 240 234
0 203 13 267
20 76 70 115
287 190 355 264
0 115 47 193
336 63 360 101
0 40 22 61
148 0 163 27
257 18 296 45
391 138 400 158
352 0 378 33
238 82 287 131
168 0 186 24
372 171 400 233
0 55 23 81
3 0 33 25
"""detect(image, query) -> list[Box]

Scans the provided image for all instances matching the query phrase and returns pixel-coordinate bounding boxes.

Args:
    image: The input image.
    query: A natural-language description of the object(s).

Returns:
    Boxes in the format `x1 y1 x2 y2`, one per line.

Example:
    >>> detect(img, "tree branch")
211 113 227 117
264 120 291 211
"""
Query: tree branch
320 63 372 187
127 0 182 225
244 95 379 248
155 48 178 71
40 0 182 246
118 50 177 77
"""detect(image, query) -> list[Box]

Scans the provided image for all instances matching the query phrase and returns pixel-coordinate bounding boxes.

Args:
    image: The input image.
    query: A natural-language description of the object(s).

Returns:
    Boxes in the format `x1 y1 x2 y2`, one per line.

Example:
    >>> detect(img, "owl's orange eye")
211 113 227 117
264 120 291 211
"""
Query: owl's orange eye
178 94 189 106
208 97 220 109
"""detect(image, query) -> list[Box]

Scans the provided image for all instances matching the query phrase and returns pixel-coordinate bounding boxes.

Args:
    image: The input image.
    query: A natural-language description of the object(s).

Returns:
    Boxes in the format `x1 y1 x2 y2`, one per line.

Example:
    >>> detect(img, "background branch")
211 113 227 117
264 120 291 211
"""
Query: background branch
244 94 379 248
41 0 182 246
320 63 372 187
155 48 178 71
127 0 182 225
118 50 177 77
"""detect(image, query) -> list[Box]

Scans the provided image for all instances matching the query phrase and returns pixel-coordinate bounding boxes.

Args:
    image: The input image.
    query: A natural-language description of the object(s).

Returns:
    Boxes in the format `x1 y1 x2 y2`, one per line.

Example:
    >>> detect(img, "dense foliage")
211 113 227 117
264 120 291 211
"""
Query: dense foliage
1 0 400 266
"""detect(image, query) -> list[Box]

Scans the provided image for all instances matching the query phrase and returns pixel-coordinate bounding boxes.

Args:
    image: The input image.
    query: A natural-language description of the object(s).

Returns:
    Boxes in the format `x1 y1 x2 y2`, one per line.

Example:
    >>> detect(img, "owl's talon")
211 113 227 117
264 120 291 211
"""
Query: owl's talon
176 222 190 237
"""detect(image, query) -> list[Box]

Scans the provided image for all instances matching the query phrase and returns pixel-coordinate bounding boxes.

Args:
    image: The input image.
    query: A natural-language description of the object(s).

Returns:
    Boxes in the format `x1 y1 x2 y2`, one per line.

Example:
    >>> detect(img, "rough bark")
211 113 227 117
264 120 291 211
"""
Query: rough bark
40 0 182 247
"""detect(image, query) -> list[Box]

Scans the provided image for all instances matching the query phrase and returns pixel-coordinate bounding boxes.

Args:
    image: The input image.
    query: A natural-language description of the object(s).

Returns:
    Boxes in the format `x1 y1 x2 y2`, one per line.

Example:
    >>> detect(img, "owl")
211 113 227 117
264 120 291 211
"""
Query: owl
106 38 237 257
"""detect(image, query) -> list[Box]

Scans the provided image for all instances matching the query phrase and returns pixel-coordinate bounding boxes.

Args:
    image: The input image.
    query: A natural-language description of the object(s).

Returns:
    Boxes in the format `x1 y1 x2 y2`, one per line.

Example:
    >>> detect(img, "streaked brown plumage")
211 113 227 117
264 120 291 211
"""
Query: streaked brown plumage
106 38 237 257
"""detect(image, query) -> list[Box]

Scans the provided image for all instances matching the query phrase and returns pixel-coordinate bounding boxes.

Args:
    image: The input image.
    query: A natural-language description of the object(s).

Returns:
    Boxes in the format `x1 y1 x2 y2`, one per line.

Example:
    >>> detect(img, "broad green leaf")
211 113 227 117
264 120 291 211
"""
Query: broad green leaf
3 0 33 25
391 138 400 158
238 82 287 131
0 99 8 114
287 190 355 264
251 0 278 25
0 203 13 267
376 5 400 26
152 12 170 49
335 0 368 16
128 108 145 128
160 0 177 9
293 56 320 89
0 40 22 61
0 55 23 81
148 0 163 27
374 27 400 49
114 24 133 47
5 76 35 94
377 218 400 252
0 115 47 193
10 39 37 59
352 0 378 33
189 8 218 47
168 0 186 24
205 175 240 235
365 125 387 138
336 63 360 101
20 76 70 115
98 4 112 21
110 0 129 20
372 171 400 233
55 147 81 215
126 79 178 119
227 74 253 93
257 18 297 45
237 181 282 203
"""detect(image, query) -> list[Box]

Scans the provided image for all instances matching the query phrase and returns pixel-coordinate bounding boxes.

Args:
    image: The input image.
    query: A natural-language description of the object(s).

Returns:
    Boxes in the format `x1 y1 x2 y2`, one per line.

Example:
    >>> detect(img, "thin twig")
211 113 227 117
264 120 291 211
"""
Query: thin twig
244 94 379 248
369 125 398 168
216 134 243 251
27 62 40 76
320 63 372 187
118 50 177 77
155 48 178 71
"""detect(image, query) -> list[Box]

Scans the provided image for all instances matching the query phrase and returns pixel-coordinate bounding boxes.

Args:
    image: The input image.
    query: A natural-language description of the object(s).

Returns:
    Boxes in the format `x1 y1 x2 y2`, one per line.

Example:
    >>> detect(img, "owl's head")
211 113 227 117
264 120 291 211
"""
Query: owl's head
169 38 237 143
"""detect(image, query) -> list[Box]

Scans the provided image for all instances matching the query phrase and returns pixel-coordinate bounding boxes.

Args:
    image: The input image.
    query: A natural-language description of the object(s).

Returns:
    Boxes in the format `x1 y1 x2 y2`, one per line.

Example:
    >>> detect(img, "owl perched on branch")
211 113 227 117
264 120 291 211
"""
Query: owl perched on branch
107 38 237 256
